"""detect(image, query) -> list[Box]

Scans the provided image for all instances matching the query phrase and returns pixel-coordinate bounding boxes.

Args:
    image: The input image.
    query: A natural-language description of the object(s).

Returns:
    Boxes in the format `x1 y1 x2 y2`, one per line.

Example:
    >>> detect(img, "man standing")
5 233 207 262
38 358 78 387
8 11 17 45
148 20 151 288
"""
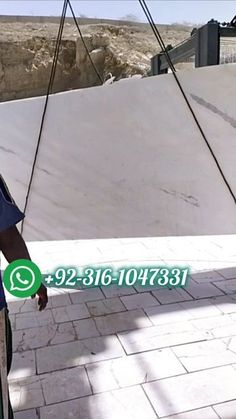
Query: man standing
0 174 48 418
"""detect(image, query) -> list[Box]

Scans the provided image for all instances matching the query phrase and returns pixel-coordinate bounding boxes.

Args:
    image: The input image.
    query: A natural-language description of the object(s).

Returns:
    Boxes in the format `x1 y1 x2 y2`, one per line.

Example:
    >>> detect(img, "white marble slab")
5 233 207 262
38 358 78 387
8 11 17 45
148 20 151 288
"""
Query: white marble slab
1 65 236 240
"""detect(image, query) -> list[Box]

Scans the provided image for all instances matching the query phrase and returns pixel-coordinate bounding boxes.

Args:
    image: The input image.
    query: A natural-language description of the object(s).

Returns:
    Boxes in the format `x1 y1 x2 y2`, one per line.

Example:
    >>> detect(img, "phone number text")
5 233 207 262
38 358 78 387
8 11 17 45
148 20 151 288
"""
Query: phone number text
43 266 190 288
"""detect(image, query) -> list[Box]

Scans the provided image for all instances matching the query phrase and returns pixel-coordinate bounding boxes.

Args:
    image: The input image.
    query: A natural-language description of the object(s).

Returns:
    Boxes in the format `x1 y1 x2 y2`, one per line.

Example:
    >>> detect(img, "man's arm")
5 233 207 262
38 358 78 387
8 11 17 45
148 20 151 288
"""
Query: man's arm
0 226 48 311
0 225 31 262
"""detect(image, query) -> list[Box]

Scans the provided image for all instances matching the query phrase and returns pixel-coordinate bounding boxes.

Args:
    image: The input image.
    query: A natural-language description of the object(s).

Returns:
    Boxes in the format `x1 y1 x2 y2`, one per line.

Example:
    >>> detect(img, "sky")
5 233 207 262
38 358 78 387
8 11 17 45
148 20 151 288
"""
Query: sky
0 1 235 25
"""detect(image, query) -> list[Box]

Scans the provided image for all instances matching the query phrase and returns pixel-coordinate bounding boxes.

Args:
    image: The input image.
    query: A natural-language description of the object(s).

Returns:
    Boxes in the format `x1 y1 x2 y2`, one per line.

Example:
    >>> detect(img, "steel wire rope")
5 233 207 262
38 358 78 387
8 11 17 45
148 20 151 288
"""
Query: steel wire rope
68 0 103 84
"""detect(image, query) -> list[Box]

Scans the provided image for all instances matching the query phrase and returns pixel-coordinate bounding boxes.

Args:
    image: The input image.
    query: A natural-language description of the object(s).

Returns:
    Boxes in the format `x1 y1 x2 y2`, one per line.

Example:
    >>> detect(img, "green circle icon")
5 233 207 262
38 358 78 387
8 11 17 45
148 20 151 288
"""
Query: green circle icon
3 259 42 298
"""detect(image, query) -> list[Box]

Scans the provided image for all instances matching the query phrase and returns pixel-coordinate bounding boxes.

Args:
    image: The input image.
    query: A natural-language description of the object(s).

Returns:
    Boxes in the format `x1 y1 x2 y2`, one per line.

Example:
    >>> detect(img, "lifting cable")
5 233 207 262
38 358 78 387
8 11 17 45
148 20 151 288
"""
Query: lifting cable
21 0 103 234
68 0 103 85
139 0 236 206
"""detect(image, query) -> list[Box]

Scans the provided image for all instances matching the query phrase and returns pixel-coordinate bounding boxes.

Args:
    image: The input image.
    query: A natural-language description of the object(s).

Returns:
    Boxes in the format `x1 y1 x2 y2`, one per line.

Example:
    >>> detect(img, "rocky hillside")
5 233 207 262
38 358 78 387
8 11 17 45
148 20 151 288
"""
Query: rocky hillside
0 18 193 101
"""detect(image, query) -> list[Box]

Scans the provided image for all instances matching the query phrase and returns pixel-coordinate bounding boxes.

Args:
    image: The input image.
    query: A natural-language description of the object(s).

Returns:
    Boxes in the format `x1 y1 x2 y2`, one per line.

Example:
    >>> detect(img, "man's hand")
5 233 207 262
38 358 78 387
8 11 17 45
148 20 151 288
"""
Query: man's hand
32 284 48 311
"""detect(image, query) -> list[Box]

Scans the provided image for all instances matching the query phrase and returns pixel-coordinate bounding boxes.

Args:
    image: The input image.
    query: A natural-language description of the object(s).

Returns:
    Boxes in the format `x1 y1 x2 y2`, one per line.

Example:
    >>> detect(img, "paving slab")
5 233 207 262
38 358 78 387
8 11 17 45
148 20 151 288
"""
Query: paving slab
118 322 208 353
41 366 92 404
69 288 105 304
144 303 192 325
15 310 54 330
213 279 236 295
164 407 219 419
74 318 100 339
9 350 36 380
40 386 157 419
178 299 222 319
213 400 236 418
172 338 236 371
151 288 192 304
191 314 234 331
36 335 125 373
120 292 160 309
100 285 137 298
8 299 38 315
14 410 38 419
86 348 185 393
13 322 76 352
52 303 90 323
217 267 236 279
86 297 126 316
10 376 44 411
143 365 236 417
211 295 236 314
184 282 223 298
191 270 225 284
94 309 152 335
45 292 72 308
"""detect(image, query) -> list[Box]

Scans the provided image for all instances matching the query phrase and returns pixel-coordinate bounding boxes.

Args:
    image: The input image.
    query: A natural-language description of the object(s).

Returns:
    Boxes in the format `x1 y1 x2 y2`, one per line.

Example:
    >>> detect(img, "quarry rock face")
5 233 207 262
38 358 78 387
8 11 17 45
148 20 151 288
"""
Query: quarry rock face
0 37 78 101
0 18 192 101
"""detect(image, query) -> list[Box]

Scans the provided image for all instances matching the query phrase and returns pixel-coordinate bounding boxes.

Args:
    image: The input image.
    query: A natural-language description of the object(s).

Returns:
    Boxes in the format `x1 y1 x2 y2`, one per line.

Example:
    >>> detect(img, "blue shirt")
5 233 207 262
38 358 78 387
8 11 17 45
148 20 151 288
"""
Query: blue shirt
0 175 25 309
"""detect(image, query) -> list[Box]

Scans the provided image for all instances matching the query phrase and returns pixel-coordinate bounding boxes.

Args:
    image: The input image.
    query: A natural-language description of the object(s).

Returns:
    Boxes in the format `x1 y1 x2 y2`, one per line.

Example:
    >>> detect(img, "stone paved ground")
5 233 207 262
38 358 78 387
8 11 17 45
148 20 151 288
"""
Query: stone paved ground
4 235 236 419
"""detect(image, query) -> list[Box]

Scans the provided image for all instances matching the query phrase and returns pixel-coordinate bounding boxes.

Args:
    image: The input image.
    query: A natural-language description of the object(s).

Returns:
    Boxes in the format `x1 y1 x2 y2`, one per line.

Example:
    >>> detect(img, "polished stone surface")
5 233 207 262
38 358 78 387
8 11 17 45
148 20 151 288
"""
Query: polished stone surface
1 65 236 240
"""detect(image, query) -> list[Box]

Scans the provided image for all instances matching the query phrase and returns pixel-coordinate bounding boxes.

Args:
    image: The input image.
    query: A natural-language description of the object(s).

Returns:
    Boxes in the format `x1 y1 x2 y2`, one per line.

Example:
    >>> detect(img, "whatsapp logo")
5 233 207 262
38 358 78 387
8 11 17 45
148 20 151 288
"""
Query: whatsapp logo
3 259 42 298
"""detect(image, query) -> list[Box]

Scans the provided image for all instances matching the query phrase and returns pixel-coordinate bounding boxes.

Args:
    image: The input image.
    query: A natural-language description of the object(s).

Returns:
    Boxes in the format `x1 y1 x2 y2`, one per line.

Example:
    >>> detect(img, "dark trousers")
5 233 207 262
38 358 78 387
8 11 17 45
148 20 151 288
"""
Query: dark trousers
0 310 13 419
